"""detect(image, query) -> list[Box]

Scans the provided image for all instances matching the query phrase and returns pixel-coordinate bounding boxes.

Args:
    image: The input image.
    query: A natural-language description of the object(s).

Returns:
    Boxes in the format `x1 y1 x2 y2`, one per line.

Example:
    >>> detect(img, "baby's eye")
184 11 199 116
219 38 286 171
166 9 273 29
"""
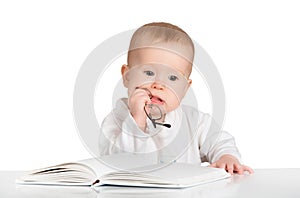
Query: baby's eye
168 75 178 81
144 70 155 76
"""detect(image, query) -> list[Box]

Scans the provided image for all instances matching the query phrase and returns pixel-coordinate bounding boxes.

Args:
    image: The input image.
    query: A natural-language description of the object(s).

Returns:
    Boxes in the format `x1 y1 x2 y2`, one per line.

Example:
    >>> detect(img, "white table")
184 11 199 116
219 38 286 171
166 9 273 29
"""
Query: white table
1 169 300 197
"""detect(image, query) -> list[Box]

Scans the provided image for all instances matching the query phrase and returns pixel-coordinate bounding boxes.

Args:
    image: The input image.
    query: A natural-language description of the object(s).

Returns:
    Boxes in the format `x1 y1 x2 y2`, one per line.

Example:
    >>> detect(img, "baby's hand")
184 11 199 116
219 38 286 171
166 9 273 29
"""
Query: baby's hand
209 154 254 175
128 88 151 131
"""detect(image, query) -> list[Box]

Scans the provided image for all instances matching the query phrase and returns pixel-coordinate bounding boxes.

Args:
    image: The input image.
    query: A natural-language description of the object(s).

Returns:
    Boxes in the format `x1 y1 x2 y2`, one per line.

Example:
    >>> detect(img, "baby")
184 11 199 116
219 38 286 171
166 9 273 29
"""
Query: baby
99 22 253 175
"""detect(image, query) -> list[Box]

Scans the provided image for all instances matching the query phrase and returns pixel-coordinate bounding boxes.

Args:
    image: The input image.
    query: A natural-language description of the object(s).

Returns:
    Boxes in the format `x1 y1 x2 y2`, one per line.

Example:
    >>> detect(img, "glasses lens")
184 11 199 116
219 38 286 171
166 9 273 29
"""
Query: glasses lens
145 104 162 120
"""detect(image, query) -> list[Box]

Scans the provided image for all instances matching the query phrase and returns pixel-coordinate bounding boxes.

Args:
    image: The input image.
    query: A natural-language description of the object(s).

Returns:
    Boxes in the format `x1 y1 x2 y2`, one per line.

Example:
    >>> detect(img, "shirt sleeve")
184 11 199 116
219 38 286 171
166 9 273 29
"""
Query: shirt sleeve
198 113 242 163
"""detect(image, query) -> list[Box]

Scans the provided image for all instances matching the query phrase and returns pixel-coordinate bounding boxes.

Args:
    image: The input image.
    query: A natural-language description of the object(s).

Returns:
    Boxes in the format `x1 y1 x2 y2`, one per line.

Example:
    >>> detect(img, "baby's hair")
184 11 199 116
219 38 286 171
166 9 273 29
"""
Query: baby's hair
128 22 194 64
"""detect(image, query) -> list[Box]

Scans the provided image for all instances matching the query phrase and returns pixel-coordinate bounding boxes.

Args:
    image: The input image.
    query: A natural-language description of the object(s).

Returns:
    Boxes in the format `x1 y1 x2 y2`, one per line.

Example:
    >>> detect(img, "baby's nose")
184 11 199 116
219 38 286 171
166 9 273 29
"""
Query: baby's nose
151 82 165 90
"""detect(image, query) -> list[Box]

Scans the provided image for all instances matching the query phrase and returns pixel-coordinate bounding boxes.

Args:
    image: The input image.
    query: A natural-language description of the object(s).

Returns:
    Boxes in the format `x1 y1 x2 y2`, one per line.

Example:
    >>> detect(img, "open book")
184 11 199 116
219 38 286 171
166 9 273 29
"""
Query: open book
16 154 231 189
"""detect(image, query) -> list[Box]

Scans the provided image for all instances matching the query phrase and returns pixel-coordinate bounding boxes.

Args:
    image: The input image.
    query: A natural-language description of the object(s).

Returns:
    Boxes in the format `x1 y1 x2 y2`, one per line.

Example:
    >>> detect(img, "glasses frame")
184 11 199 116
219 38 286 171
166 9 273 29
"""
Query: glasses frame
143 104 163 128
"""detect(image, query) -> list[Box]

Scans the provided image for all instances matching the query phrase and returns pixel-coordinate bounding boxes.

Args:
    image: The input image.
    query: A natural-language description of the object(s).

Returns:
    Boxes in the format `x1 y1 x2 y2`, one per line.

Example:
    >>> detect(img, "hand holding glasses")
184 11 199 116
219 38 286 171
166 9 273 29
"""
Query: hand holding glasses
137 88 171 129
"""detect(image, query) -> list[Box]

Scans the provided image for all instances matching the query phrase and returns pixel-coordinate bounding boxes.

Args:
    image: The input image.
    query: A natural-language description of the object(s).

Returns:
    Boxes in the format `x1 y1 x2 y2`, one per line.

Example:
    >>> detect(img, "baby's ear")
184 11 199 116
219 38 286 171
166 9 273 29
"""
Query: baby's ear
121 64 129 87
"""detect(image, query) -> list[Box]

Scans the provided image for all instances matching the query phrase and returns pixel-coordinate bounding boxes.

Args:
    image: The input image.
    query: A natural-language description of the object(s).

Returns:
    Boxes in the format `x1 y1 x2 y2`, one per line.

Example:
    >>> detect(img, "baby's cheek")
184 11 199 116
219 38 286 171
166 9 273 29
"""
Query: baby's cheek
166 97 181 112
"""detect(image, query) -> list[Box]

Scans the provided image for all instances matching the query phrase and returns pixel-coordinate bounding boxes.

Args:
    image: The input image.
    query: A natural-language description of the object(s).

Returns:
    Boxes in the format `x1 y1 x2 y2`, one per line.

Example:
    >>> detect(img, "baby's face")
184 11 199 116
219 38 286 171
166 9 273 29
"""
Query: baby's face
122 48 192 113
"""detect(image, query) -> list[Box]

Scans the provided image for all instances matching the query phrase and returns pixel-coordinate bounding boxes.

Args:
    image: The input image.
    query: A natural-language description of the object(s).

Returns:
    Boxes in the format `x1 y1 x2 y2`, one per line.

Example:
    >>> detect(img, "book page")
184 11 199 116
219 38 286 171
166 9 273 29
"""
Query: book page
80 153 158 178
100 163 230 188
16 162 97 186
16 153 157 186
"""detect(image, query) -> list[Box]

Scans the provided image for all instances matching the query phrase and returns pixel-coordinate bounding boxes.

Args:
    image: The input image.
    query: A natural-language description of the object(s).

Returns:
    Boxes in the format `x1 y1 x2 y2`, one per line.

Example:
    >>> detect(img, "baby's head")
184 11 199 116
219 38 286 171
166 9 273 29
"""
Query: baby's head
122 22 194 113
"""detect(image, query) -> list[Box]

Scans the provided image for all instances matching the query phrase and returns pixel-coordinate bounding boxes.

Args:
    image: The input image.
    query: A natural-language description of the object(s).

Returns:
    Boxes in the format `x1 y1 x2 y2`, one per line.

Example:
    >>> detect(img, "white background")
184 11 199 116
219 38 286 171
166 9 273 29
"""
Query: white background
1 0 299 170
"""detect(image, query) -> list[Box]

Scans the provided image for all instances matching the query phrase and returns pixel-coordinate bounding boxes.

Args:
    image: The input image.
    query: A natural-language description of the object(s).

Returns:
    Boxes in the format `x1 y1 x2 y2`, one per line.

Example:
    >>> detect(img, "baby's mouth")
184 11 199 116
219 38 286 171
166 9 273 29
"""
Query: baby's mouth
150 95 164 105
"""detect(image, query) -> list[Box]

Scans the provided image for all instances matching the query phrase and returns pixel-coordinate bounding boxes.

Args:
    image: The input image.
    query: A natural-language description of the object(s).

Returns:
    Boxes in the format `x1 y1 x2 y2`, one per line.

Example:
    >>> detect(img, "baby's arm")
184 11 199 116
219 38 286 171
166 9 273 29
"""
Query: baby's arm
199 114 253 174
98 98 155 155
127 88 151 131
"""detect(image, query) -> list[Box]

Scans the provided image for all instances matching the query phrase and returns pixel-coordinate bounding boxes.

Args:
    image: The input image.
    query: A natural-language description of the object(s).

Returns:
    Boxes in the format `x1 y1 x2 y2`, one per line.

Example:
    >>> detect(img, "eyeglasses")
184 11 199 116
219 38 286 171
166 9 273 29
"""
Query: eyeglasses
138 88 171 128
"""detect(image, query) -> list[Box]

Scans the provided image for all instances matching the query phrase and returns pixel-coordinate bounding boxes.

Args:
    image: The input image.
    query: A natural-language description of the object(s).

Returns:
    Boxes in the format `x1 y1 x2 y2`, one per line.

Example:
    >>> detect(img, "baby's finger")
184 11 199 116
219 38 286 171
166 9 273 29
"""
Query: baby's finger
132 88 149 97
233 163 244 175
226 164 234 175
134 87 152 96
130 89 151 102
242 165 254 174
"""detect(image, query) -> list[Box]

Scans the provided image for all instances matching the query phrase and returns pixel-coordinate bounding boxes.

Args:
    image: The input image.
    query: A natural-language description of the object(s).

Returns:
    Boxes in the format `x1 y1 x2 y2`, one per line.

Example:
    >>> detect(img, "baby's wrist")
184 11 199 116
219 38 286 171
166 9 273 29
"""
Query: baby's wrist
132 114 147 132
